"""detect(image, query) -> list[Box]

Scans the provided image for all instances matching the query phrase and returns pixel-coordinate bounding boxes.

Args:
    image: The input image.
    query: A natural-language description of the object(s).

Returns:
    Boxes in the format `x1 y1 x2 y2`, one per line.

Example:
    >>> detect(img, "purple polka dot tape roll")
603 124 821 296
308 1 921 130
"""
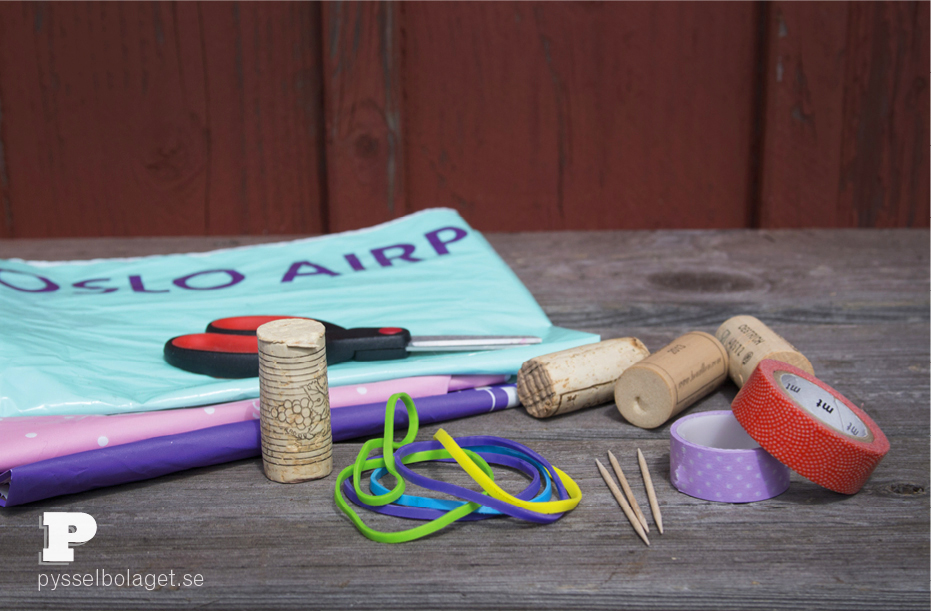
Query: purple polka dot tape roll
670 410 790 503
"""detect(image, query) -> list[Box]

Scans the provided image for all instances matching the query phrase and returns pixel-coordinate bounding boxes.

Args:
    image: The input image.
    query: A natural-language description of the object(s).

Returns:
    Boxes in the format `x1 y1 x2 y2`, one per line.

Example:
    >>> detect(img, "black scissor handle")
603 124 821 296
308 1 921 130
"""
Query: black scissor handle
164 333 260 379
323 326 411 364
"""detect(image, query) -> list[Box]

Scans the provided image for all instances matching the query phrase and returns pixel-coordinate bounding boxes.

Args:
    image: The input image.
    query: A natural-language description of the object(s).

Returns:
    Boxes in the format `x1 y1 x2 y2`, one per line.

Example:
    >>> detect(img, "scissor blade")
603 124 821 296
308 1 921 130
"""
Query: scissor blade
405 335 542 352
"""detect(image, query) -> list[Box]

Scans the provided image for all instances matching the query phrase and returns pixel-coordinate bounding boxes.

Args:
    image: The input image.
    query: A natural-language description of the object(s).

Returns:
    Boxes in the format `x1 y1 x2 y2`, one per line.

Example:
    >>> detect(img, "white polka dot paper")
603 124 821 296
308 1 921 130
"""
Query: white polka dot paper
670 410 790 503
0 375 504 472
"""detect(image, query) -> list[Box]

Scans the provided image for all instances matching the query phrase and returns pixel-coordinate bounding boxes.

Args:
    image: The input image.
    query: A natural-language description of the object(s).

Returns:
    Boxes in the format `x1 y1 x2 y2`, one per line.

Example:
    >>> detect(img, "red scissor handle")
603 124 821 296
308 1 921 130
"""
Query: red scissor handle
170 333 258 353
206 315 314 335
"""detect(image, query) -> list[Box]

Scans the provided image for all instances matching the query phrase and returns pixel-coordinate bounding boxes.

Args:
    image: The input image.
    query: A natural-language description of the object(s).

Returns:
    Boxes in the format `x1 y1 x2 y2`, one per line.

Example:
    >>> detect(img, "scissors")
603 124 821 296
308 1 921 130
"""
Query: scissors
164 315 541 378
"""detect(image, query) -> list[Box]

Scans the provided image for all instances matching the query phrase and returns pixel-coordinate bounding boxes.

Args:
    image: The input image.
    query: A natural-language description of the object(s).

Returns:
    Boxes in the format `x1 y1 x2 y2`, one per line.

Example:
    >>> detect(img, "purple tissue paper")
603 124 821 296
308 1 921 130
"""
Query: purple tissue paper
0 385 518 507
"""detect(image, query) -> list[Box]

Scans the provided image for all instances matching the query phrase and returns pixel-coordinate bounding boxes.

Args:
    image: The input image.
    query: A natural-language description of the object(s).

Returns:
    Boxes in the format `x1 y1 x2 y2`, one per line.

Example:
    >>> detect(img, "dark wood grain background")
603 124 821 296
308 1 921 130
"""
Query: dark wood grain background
0 1 927 237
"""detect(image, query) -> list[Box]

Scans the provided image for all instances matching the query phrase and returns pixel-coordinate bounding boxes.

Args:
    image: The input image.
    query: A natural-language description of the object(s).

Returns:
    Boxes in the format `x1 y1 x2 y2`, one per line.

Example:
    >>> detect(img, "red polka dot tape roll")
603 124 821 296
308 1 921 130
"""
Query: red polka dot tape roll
731 360 890 495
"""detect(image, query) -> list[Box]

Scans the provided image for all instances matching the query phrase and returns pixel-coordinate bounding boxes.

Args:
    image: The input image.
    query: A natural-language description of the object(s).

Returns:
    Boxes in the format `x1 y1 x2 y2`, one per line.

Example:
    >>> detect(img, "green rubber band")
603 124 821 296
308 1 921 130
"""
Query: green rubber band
334 448 496 544
351 393 420 506
334 392 582 543
336 392 501 543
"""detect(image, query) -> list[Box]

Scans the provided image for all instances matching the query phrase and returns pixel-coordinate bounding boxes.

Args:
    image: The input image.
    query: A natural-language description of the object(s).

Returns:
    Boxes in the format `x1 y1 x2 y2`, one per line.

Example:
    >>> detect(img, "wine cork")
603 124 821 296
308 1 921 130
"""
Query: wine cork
715 315 814 387
614 331 727 429
517 338 649 418
257 319 332 483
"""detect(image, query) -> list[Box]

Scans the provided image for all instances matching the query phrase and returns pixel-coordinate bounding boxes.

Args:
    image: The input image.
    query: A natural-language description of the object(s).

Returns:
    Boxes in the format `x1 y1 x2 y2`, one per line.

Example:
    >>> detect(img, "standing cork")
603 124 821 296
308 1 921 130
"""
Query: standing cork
517 338 650 418
614 331 727 429
715 315 814 387
257 319 332 483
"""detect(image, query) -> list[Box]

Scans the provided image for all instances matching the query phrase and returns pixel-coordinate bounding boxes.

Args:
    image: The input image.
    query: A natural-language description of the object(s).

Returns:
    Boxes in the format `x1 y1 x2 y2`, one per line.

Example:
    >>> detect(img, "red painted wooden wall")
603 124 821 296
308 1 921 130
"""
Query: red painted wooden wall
0 1 926 238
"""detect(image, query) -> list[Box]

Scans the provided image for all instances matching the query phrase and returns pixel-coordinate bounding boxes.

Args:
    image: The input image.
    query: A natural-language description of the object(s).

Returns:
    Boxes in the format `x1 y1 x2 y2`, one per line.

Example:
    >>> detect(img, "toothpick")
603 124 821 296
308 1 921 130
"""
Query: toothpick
637 448 664 534
595 459 650 546
607 450 649 533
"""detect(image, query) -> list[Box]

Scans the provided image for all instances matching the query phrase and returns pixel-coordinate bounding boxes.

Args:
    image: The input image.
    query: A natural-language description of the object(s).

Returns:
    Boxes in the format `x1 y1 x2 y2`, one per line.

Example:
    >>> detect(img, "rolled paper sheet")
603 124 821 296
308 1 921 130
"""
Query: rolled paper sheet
447 375 508 392
0 375 506 473
0 385 519 507
715 315 814 387
326 385 519 442
614 332 728 429
257 319 332 483
518 338 649 418
0 420 261 509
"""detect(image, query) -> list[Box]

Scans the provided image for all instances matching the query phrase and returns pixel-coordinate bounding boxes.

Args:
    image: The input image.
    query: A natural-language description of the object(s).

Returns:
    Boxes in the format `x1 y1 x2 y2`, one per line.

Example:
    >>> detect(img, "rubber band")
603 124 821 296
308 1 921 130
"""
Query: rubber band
366 446 552 515
334 454 484 543
367 445 554 517
396 435 571 504
333 392 581 543
349 448 548 522
392 439 570 524
350 393 419 506
434 429 582 514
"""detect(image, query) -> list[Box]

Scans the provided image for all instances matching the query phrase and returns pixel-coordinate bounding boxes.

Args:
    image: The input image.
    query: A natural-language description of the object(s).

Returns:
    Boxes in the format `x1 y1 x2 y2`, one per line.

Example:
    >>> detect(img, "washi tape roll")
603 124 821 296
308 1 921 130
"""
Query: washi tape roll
670 410 790 503
731 360 890 495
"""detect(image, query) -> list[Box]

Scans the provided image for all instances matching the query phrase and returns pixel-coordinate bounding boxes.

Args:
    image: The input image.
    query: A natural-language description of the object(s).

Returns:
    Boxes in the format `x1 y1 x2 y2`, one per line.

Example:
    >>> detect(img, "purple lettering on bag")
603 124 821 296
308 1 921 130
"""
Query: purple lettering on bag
73 278 118 294
425 226 468 255
173 269 245 291
0 268 59 293
281 261 340 283
371 244 422 267
344 254 365 271
129 275 169 293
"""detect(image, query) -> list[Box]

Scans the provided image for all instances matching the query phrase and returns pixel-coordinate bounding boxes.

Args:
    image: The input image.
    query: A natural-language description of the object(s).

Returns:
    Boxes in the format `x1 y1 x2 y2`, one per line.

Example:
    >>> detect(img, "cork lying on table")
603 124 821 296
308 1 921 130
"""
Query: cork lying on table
257 319 332 484
715 315 814 388
518 338 650 418
614 331 728 429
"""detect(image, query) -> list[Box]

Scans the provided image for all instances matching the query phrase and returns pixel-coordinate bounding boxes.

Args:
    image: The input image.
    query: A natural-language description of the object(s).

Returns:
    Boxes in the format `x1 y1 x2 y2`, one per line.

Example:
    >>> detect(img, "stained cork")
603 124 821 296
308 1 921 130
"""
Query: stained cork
715 315 814 387
257 319 332 483
614 331 728 429
518 338 649 418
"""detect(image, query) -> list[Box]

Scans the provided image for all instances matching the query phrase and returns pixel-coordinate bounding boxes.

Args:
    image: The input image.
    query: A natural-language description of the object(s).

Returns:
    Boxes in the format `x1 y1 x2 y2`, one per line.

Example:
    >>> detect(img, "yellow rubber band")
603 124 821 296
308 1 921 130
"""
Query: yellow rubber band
434 428 582 514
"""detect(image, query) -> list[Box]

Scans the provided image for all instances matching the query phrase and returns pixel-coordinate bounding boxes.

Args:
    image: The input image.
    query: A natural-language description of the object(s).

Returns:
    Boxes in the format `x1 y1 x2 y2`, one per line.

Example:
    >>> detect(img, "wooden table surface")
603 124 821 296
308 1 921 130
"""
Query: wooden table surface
1 230 928 610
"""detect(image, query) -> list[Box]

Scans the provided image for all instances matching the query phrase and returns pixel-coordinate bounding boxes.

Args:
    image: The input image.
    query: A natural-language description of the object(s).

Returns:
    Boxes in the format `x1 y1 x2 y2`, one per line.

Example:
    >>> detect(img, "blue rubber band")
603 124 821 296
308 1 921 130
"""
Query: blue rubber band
344 448 546 522
367 445 554 516
391 437 571 524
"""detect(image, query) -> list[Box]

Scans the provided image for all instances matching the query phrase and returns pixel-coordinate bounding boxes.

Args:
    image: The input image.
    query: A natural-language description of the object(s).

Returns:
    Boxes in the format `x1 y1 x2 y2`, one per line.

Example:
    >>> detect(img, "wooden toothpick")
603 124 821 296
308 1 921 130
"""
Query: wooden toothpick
637 448 664 534
607 450 649 533
595 459 650 546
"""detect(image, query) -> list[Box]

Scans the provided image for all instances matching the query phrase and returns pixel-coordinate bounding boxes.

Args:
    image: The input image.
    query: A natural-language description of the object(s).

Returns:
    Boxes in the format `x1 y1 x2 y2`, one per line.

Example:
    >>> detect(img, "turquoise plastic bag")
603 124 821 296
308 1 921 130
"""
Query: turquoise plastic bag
0 209 598 417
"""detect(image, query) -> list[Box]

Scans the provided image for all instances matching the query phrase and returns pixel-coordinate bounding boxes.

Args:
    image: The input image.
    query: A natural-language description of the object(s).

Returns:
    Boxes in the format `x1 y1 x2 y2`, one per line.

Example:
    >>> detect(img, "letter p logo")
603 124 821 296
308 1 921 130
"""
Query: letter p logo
41 512 97 564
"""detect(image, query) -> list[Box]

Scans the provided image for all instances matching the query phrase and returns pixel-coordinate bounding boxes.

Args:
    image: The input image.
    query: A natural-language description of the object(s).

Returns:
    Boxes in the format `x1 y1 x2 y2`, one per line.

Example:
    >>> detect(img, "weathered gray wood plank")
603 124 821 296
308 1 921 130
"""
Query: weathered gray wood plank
0 230 927 610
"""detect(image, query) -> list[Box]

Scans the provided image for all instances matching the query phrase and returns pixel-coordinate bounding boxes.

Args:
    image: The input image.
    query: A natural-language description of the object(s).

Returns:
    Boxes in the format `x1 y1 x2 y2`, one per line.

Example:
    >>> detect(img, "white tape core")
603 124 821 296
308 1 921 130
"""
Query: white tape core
676 411 761 450
776 372 869 439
